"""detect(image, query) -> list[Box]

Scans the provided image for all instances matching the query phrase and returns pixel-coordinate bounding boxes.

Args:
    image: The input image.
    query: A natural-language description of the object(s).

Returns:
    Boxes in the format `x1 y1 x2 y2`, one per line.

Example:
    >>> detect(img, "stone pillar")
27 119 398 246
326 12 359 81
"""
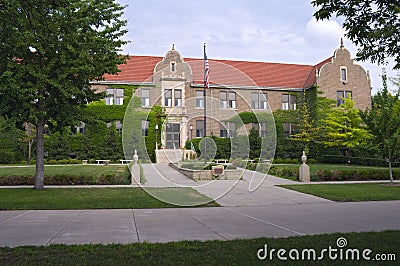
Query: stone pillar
299 151 310 182
131 150 140 185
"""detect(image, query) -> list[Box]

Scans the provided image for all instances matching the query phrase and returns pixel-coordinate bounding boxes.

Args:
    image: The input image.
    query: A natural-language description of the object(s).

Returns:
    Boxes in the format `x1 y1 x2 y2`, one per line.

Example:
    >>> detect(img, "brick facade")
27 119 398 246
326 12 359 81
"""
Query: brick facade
316 41 371 110
92 42 372 153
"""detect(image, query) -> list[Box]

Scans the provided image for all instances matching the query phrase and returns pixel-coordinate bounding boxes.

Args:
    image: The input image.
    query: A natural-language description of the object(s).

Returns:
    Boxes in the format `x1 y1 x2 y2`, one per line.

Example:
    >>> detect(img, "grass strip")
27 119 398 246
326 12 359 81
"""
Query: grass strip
0 230 399 265
279 183 400 201
0 187 219 210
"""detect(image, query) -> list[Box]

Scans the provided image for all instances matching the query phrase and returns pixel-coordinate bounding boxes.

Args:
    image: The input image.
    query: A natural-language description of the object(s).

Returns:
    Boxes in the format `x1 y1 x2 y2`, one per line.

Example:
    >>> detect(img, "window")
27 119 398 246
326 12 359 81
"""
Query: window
229 92 237 108
220 91 236 108
259 123 267 137
116 120 122 136
283 123 297 137
340 67 347 83
106 89 114 105
174 89 182 107
164 89 172 107
141 120 149 136
106 88 124 105
196 91 204 108
220 92 228 108
141 89 150 107
337 90 352 106
76 121 85 134
220 122 235 138
196 120 204 138
282 94 296 110
171 62 176 72
251 92 268 109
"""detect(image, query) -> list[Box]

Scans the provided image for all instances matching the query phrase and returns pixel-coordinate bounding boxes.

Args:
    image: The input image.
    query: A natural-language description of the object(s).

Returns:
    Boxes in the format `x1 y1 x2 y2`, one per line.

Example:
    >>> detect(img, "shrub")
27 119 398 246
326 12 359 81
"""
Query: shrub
311 168 400 181
0 173 130 186
268 165 299 180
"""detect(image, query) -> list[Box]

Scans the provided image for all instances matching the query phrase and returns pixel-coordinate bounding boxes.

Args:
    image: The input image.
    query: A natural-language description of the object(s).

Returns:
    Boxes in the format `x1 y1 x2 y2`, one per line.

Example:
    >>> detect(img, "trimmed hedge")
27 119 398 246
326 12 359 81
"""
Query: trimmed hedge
312 169 400 181
0 174 130 186
266 165 400 182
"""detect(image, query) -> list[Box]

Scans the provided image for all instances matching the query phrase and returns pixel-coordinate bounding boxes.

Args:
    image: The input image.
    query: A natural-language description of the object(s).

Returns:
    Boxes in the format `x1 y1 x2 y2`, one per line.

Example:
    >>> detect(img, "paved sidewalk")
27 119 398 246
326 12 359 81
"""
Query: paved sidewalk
1 201 399 247
142 164 331 206
1 163 399 247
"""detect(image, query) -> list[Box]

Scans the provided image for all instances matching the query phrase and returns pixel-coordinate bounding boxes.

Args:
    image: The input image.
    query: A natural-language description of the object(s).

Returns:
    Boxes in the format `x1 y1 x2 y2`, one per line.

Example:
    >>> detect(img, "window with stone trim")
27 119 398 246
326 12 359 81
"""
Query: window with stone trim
251 92 268 109
141 120 149 136
220 122 235 138
196 90 204 108
164 89 172 107
141 88 150 107
196 120 204 138
106 88 124 105
282 94 296 110
337 90 352 106
340 66 348 83
174 89 182 107
283 123 297 137
220 91 236 108
116 120 122 136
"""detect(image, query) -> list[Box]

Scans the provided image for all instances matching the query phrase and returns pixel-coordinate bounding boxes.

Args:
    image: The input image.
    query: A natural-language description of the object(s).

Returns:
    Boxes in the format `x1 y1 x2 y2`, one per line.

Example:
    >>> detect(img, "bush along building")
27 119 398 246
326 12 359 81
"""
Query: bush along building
30 40 371 164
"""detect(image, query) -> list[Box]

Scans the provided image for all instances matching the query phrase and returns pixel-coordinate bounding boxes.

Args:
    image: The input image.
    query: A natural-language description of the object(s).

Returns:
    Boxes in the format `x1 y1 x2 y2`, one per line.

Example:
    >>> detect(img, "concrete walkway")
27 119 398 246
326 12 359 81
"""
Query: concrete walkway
1 163 399 247
1 201 399 247
142 163 330 206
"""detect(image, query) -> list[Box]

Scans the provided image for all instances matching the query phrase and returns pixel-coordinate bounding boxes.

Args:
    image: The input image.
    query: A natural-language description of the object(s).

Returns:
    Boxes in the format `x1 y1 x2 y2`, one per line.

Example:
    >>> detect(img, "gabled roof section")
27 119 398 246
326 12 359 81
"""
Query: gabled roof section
102 54 332 89
103 55 162 83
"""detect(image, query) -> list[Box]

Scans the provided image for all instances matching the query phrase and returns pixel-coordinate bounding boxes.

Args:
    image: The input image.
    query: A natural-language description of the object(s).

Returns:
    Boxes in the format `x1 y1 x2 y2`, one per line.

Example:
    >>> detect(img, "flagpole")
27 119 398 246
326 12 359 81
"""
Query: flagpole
203 43 207 164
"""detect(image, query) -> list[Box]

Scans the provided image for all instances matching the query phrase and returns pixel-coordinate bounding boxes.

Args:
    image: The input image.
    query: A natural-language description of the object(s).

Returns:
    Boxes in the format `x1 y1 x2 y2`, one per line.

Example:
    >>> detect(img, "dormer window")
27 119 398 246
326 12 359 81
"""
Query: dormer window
171 62 176 72
340 67 347 83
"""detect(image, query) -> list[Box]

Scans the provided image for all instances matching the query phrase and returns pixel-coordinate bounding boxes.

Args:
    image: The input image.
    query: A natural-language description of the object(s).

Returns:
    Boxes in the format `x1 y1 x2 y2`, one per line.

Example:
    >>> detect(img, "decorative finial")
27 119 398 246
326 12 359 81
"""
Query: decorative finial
301 151 307 164
340 38 344 48
172 44 175 50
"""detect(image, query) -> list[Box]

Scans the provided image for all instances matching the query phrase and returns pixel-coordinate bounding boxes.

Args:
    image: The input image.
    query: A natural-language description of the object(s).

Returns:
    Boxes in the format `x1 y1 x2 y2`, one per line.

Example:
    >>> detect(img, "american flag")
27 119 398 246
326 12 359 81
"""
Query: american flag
204 51 210 89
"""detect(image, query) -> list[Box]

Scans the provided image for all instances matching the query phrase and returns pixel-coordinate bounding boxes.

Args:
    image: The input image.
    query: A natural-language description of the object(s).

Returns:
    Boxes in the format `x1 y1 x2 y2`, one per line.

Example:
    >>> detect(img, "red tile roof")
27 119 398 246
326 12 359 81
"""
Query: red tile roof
103 55 332 89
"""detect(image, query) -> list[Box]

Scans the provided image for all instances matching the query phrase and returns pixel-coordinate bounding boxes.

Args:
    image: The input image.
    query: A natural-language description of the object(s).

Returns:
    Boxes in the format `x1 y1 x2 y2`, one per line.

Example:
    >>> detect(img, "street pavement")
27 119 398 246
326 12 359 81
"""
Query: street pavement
0 163 399 247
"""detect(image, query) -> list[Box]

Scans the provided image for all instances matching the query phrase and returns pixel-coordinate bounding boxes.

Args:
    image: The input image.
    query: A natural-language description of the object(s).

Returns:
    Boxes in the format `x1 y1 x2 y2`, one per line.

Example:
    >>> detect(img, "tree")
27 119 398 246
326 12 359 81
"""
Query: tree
0 1 128 189
0 116 24 164
321 96 372 163
361 69 400 183
291 92 319 154
312 0 400 69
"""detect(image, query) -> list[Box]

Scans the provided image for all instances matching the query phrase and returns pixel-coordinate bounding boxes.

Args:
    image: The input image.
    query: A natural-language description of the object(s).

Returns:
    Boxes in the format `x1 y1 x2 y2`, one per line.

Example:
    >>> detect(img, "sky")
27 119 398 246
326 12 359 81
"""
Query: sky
116 0 398 94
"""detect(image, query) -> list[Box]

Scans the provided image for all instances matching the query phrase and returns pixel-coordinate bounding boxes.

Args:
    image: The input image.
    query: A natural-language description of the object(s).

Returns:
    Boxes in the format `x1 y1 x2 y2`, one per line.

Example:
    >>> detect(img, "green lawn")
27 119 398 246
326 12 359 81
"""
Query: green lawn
1 230 399 265
0 188 219 210
0 165 127 177
280 183 400 201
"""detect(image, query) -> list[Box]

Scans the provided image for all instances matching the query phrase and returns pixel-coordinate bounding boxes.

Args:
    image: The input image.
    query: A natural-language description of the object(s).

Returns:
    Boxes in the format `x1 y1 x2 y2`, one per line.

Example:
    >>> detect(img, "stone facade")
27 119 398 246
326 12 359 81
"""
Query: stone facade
93 41 372 161
316 41 371 110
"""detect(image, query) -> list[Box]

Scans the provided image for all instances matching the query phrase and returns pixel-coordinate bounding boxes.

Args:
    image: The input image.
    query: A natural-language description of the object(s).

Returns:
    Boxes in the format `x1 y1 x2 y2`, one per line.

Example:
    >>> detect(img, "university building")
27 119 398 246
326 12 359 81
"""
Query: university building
91 40 371 162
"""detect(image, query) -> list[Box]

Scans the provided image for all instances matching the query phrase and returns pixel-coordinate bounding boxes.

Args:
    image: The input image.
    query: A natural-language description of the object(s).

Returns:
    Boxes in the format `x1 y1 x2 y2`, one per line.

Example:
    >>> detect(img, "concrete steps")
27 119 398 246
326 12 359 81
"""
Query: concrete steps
155 149 183 163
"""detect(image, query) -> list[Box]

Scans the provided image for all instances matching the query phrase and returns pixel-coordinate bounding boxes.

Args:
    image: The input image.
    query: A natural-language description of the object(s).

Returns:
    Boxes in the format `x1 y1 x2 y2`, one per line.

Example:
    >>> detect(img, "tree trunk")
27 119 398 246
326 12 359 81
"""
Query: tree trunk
34 119 45 190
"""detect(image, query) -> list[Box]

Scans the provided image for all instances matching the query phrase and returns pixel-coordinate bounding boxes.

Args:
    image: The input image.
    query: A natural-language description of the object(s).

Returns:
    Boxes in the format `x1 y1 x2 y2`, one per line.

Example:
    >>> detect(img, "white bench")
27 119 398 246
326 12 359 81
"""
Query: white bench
96 160 110 165
214 159 229 164
120 159 133 164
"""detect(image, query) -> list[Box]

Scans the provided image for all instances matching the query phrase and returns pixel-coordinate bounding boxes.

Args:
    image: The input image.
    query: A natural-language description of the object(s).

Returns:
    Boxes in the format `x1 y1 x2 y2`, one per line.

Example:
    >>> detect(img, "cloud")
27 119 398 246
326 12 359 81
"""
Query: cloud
304 18 345 46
